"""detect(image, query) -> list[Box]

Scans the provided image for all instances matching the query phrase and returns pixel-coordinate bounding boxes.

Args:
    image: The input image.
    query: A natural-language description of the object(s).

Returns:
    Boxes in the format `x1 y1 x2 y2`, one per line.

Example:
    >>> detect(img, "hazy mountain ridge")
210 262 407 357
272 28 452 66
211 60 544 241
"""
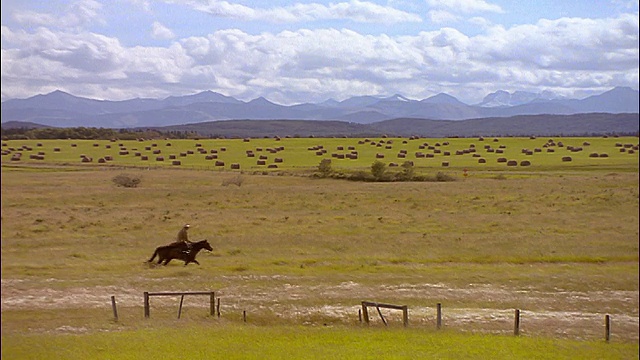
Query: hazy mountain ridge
1 87 638 129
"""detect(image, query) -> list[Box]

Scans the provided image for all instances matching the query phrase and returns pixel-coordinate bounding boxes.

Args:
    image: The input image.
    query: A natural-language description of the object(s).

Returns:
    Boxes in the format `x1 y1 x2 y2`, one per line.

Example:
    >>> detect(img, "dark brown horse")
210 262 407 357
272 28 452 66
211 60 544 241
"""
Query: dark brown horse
148 239 213 266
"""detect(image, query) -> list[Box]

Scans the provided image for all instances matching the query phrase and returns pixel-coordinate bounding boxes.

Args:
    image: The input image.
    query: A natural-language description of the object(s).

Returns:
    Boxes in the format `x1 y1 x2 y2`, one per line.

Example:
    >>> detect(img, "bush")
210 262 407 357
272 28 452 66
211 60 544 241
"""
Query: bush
112 174 141 188
317 159 333 178
371 160 386 179
435 172 455 182
222 175 245 187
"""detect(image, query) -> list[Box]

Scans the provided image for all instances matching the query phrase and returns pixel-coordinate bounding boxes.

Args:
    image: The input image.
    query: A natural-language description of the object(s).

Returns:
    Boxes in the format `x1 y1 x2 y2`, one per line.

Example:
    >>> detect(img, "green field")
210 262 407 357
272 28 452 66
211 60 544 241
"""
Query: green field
3 136 638 173
1 136 638 359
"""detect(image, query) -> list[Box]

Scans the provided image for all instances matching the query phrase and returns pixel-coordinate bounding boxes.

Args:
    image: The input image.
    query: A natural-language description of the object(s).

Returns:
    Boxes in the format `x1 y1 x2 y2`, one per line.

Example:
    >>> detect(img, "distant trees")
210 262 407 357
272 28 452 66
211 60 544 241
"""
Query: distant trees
0 126 176 140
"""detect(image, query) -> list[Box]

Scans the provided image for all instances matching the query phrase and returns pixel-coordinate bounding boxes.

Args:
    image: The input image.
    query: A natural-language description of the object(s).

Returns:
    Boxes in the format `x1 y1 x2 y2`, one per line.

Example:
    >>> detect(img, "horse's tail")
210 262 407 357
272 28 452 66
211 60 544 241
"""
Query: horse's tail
148 248 159 263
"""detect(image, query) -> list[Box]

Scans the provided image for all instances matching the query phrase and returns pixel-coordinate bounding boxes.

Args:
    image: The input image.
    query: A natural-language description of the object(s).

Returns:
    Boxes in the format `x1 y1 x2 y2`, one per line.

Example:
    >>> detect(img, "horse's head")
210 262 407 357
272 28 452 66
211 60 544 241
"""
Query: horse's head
198 239 213 252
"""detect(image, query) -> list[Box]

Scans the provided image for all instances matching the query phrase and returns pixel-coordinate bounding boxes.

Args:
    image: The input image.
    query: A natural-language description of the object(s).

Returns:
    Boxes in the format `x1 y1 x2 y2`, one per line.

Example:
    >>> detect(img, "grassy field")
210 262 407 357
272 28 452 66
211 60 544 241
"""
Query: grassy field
1 136 638 358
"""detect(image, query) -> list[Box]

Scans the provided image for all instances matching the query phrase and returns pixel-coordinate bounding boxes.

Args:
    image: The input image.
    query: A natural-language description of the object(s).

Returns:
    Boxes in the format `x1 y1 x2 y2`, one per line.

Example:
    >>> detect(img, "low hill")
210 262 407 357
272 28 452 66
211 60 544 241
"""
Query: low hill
142 113 639 138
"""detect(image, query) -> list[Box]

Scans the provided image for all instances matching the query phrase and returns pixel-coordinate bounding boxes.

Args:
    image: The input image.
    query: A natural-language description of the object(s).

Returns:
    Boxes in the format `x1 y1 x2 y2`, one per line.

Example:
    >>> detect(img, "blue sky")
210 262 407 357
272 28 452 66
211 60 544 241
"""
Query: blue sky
1 0 638 105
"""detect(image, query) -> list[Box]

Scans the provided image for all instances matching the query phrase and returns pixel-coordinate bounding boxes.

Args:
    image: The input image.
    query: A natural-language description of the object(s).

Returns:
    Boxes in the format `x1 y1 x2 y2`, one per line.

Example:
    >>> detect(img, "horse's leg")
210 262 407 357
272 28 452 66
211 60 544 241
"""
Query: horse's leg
194 260 200 265
148 249 158 263
163 258 172 265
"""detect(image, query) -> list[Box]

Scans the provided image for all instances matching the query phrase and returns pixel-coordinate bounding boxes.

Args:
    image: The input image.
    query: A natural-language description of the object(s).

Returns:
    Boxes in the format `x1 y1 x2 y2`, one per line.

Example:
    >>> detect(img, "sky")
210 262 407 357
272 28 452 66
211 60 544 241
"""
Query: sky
1 0 639 105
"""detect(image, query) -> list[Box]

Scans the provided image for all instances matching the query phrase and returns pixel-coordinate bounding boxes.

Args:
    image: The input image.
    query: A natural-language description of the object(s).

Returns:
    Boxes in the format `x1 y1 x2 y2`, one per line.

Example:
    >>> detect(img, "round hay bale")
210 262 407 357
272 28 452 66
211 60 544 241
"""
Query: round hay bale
497 157 507 163
520 160 531 166
81 156 92 163
441 161 449 167
620 148 626 152
54 147 61 152
589 152 599 158
506 160 517 166
547 148 555 153
257 160 267 165
274 158 283 163
562 156 572 162
442 151 450 156
388 162 398 167
156 156 164 161
172 160 181 166
628 150 635 154
141 156 149 160
230 163 240 169
599 153 609 158
472 153 481 157
397 153 406 158
98 158 106 163
496 149 504 154
268 164 278 169
376 153 385 158
478 158 486 163
215 161 225 166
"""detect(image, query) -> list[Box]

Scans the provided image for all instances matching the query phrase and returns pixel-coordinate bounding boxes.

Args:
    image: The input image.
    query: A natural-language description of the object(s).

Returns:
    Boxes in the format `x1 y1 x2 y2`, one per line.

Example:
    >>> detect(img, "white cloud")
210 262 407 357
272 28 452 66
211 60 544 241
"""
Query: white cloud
12 0 104 29
427 0 504 14
1 9 638 104
151 21 175 40
427 10 461 24
174 0 422 23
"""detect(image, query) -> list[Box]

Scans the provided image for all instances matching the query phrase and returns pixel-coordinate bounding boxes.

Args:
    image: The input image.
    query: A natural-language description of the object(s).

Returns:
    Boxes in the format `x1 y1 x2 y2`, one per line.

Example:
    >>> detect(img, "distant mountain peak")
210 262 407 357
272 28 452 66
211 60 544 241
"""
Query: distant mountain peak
421 93 464 105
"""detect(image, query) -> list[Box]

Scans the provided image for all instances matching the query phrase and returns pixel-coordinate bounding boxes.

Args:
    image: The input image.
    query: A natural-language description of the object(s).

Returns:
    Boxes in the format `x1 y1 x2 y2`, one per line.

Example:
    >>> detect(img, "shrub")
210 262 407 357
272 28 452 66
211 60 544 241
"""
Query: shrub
112 174 141 188
317 158 333 178
222 175 245 187
371 160 386 179
435 172 455 182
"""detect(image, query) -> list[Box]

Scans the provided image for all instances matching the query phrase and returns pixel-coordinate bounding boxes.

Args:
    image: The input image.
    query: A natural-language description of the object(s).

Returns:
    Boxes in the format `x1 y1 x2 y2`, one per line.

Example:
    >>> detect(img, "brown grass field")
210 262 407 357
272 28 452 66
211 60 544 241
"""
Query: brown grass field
1 136 639 349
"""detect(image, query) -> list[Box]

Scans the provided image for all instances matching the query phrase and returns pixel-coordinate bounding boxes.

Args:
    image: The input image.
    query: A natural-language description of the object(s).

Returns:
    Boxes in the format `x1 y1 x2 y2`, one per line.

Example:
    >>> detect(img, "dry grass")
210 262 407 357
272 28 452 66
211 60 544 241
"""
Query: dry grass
1 160 638 342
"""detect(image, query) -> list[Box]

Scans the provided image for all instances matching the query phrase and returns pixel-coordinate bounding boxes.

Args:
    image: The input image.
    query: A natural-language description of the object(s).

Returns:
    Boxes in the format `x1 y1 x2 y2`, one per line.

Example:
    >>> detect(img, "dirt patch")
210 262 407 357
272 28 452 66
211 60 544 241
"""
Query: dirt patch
3 277 638 341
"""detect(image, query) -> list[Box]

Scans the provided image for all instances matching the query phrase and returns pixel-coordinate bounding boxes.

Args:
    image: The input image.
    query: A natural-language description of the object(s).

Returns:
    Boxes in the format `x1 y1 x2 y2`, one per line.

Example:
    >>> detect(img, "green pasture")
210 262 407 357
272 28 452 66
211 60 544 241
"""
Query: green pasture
1 137 639 358
3 324 638 360
2 136 638 173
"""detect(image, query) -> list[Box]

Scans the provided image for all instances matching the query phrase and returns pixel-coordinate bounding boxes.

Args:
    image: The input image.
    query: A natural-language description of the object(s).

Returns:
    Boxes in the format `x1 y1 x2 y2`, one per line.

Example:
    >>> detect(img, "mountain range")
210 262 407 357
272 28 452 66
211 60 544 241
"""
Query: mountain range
1 87 638 129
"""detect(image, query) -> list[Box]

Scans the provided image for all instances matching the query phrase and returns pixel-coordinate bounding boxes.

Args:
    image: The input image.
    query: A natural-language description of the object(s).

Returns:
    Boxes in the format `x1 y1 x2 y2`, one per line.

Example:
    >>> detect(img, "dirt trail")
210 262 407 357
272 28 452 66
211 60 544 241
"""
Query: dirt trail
2 278 638 341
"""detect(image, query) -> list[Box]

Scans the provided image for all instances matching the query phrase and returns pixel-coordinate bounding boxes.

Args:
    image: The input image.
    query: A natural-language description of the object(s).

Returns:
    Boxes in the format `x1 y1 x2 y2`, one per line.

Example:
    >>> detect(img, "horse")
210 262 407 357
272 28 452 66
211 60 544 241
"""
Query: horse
147 239 213 266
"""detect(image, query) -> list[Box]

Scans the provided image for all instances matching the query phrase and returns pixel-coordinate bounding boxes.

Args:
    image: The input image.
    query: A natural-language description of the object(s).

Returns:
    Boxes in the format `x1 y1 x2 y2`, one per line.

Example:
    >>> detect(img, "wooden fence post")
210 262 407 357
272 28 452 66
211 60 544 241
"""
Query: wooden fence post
217 297 221 318
111 295 118 322
436 303 442 330
361 302 370 324
144 292 150 318
514 309 521 336
402 305 408 327
209 292 215 317
177 295 185 319
243 310 247 323
605 315 611 342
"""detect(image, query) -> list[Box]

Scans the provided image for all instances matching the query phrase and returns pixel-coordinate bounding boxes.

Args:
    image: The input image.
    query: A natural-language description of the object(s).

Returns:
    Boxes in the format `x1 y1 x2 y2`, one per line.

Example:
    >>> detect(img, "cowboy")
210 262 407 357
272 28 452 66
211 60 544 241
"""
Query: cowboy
171 224 193 253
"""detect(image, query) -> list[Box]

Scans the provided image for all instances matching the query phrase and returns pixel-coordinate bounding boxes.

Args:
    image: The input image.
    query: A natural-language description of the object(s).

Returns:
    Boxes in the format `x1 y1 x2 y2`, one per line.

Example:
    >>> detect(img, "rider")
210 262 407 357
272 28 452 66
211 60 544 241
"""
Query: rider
172 224 193 253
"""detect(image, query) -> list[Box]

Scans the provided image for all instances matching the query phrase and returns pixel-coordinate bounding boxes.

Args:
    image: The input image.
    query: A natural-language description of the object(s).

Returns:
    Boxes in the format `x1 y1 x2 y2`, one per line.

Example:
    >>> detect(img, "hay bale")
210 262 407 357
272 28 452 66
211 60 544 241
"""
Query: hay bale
620 148 626 153
141 156 149 160
497 157 507 163
562 156 572 162
520 160 531 166
478 158 486 163
441 161 449 167
589 152 599 158
156 156 164 161
257 160 267 165
215 161 225 166
389 162 398 167
54 148 61 152
599 153 609 158
268 164 278 168
172 160 181 166
506 160 518 166
376 153 385 158
98 158 106 163
547 148 555 153
442 151 450 156
230 163 240 169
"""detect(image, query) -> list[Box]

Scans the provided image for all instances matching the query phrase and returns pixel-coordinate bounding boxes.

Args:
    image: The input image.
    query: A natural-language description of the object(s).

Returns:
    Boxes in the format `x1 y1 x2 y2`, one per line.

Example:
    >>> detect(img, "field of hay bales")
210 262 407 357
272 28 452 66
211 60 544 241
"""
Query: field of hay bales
1 136 638 359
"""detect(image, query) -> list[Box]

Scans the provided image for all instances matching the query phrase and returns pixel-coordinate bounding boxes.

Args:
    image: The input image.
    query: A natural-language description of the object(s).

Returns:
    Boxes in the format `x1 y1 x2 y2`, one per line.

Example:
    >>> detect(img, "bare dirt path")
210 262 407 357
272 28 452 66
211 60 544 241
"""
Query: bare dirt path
2 277 638 341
